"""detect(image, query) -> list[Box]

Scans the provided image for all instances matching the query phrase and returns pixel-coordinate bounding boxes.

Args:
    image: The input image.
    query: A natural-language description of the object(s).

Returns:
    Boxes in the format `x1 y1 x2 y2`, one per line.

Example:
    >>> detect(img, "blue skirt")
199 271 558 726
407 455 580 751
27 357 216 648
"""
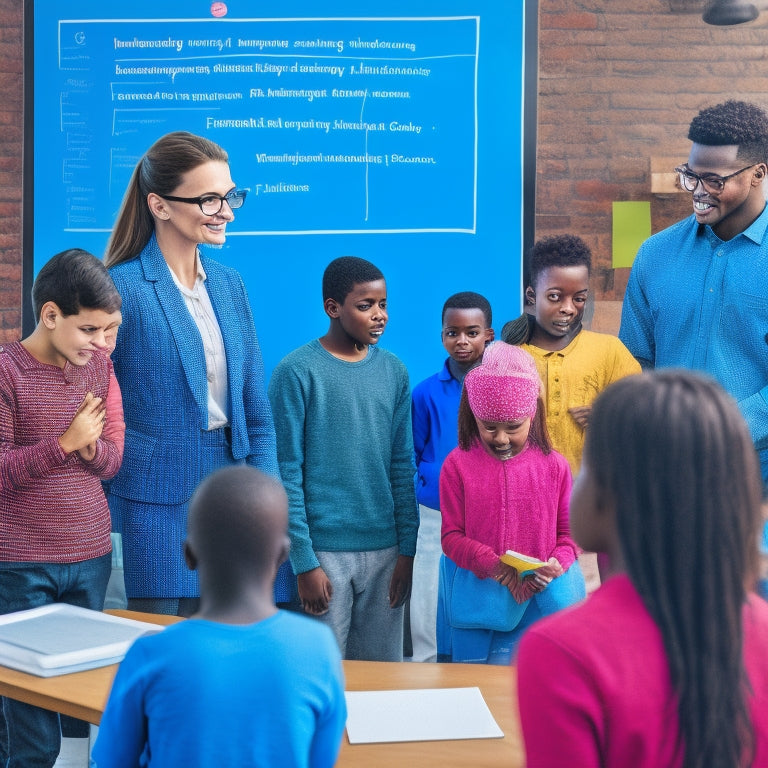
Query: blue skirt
110 428 293 602
438 557 586 665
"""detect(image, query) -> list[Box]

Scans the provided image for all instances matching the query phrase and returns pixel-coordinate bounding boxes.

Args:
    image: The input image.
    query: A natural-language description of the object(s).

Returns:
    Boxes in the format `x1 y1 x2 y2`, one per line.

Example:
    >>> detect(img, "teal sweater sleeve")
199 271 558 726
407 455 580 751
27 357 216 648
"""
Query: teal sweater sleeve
268 341 419 574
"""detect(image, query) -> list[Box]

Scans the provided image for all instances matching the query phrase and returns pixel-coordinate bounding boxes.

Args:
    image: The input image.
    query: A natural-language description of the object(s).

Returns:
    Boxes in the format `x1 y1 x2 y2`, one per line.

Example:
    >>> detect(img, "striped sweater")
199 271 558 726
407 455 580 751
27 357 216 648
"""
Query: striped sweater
0 341 124 562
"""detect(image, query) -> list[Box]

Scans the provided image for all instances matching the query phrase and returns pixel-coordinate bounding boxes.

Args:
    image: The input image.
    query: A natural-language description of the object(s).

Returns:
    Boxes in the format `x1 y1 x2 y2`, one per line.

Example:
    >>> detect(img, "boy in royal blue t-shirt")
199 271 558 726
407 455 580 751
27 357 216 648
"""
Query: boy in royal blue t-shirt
409 291 493 661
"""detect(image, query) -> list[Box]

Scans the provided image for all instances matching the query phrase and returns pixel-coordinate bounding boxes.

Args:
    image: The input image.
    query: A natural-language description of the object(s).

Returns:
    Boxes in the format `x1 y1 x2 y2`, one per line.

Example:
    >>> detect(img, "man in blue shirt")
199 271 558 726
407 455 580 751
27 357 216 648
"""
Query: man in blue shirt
620 100 768 593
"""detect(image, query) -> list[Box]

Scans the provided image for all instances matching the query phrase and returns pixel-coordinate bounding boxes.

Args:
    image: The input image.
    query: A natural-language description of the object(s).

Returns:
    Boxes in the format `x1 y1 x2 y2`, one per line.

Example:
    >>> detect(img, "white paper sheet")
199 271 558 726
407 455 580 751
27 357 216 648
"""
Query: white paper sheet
344 686 504 744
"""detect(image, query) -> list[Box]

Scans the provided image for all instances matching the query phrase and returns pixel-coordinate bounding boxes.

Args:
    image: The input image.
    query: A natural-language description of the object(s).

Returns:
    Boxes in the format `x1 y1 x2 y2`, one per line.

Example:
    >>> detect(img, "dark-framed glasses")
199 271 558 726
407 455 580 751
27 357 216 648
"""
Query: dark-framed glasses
674 164 756 193
160 188 248 215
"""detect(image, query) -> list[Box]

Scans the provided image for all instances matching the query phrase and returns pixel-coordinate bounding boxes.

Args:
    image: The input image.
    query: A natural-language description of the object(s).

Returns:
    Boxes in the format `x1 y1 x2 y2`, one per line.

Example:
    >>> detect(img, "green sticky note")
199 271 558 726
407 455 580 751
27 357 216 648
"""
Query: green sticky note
612 201 651 268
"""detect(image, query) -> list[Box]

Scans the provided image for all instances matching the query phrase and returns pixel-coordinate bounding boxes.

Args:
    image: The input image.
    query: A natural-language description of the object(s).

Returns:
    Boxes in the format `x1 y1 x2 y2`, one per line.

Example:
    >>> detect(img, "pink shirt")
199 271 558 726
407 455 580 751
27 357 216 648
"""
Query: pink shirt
517 574 768 767
440 440 576 578
0 342 124 562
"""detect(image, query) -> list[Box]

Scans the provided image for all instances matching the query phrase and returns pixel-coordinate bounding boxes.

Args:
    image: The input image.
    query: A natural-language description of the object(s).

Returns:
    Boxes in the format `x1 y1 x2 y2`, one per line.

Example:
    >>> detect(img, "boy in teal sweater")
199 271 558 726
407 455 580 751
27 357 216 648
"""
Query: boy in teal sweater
268 257 419 661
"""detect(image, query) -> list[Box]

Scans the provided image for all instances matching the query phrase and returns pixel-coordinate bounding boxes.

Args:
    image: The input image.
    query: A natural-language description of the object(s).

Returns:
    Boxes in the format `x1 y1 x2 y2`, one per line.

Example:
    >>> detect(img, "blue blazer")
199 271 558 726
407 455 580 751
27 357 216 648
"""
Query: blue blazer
108 235 279 505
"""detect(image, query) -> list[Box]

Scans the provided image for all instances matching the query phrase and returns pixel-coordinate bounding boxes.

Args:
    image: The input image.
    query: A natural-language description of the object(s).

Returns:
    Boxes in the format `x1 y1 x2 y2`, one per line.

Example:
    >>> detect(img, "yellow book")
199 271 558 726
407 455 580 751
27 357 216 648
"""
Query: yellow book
499 550 547 575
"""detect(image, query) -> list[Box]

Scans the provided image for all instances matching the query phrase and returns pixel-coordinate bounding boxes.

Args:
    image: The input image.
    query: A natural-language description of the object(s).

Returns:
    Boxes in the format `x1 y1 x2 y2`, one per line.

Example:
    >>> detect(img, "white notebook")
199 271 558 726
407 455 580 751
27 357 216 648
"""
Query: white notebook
0 603 163 677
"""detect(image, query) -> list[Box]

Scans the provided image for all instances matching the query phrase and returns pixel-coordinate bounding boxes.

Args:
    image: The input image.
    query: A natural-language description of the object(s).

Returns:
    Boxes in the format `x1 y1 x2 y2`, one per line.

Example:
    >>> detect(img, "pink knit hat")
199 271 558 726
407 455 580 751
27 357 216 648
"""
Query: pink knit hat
464 342 541 421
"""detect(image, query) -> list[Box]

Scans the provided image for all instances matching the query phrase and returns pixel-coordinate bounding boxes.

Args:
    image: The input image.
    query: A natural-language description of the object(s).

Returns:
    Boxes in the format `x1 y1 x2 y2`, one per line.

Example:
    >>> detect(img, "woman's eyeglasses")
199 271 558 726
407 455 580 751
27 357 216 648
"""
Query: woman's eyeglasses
159 188 248 215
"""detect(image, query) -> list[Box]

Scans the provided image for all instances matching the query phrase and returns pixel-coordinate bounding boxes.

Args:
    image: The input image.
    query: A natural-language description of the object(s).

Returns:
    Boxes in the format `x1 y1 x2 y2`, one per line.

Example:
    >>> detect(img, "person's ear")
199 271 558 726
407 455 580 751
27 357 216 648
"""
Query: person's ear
324 297 341 319
485 327 495 343
183 540 198 571
525 286 536 306
754 164 766 183
39 301 61 330
147 193 171 221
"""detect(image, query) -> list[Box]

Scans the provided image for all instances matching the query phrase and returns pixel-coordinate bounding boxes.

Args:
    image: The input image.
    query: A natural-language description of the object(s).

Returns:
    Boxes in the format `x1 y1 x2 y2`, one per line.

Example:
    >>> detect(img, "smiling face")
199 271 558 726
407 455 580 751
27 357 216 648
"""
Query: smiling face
42 303 123 368
474 416 531 461
441 307 493 371
527 264 589 351
328 279 388 348
150 160 236 248
687 143 767 241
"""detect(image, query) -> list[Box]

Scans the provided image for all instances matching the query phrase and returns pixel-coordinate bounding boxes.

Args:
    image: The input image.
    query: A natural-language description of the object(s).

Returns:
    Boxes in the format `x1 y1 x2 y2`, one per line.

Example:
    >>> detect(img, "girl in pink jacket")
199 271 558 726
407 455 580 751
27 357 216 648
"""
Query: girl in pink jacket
438 342 584 664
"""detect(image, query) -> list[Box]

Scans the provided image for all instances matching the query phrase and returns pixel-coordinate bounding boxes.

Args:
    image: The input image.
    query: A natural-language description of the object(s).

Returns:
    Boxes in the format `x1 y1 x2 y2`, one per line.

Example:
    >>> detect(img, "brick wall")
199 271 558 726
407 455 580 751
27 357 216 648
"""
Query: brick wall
1 2 766 339
0 0 23 342
536 0 768 330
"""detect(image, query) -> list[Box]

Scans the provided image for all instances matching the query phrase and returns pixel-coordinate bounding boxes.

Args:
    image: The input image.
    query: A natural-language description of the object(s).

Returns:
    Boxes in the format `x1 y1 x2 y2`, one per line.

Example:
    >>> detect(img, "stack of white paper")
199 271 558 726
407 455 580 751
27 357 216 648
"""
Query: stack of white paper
0 604 162 677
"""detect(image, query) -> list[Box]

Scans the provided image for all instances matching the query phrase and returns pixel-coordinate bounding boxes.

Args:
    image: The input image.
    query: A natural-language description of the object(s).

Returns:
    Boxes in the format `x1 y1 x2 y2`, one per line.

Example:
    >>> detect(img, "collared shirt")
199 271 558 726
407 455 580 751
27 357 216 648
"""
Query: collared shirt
523 331 640 475
170 257 229 430
620 207 768 474
411 359 464 510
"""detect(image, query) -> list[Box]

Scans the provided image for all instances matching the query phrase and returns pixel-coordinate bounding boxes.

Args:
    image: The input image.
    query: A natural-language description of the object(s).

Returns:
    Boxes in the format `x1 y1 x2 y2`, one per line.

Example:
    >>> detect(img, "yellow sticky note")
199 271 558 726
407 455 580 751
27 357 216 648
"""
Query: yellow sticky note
612 201 651 268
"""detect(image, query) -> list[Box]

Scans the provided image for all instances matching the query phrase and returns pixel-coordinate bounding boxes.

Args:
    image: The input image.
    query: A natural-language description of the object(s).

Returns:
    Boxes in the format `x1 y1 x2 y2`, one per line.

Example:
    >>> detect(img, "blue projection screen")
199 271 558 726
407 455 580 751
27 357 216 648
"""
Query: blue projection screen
27 0 530 385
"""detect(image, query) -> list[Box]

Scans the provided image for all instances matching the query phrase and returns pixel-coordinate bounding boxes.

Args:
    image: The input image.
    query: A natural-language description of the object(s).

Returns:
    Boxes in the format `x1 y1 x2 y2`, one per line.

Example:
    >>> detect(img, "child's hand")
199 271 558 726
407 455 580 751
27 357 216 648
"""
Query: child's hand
493 561 531 603
568 405 591 429
297 567 333 615
58 393 106 455
389 555 414 608
525 557 564 594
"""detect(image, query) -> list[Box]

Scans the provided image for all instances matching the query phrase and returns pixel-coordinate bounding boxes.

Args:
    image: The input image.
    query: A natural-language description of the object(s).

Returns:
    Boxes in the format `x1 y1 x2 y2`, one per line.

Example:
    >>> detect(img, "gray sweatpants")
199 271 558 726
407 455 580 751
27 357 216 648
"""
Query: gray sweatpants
315 546 403 661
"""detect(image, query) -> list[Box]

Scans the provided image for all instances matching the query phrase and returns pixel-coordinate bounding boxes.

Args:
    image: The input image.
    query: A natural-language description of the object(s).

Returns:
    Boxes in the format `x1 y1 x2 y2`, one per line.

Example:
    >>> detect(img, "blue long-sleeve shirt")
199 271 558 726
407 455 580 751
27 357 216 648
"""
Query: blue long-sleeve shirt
411 359 463 510
620 208 768 480
268 340 419 574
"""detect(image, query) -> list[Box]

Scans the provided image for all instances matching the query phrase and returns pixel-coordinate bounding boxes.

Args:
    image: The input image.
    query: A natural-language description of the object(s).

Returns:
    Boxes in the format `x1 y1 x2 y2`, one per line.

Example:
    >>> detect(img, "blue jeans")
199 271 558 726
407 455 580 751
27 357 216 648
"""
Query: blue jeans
0 554 111 768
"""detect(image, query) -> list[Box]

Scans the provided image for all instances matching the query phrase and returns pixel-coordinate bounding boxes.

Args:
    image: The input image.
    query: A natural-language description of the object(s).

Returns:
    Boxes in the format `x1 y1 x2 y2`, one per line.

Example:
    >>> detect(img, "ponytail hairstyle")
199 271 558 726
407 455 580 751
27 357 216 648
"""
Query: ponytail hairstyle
105 132 229 267
457 387 552 454
585 371 761 768
501 313 535 345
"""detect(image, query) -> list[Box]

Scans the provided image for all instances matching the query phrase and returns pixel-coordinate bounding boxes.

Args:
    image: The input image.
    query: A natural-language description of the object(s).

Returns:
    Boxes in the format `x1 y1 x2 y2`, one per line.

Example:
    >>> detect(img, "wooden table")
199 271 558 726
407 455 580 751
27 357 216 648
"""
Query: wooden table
0 611 524 767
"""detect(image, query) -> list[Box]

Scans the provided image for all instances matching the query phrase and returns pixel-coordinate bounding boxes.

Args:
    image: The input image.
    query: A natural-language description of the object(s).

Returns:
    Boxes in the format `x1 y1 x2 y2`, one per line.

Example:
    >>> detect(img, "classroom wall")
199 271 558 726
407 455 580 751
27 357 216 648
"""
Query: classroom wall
2 0 768 341
536 0 768 332
0 0 23 343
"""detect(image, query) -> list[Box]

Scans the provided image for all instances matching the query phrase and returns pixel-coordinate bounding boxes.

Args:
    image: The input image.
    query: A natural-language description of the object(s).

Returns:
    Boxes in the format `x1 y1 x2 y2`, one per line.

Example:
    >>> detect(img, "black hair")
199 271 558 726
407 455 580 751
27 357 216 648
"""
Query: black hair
585 371 762 768
456 387 552 455
688 100 768 165
32 248 122 320
501 234 591 345
529 234 592 289
105 132 229 267
442 291 492 328
322 256 384 303
187 465 288 581
501 314 536 346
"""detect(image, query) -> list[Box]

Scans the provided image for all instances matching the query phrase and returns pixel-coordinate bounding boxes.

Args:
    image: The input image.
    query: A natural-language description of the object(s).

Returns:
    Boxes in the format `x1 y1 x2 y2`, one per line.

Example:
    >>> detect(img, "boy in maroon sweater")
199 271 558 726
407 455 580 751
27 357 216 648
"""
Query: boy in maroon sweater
0 249 124 768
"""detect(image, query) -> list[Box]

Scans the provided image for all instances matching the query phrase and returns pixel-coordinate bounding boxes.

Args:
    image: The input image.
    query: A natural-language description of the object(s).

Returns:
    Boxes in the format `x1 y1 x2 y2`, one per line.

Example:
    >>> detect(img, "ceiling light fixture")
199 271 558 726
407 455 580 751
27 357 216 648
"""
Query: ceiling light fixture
702 0 759 24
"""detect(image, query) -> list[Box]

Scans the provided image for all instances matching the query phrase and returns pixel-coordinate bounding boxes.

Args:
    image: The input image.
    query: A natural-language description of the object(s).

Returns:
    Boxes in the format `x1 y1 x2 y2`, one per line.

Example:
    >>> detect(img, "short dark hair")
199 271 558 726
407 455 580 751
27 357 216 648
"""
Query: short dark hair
322 256 384 303
32 248 122 320
688 100 768 165
442 291 492 327
529 234 592 288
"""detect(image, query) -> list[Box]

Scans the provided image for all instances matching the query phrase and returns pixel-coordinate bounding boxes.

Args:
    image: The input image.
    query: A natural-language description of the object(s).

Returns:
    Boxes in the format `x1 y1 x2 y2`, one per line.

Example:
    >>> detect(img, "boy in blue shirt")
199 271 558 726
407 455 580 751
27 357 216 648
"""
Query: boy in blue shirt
93 465 346 768
409 292 493 661
268 256 419 661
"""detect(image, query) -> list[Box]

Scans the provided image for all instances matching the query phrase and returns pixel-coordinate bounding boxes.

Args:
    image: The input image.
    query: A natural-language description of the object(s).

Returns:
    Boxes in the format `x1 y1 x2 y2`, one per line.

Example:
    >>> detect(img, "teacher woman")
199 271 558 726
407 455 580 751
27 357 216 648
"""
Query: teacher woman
104 131 289 616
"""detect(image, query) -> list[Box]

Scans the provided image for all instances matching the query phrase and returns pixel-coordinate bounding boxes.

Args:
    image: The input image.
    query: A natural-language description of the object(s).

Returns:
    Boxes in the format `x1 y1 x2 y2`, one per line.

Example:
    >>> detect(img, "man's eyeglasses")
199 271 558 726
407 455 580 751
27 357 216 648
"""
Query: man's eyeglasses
159 188 248 215
674 164 756 193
